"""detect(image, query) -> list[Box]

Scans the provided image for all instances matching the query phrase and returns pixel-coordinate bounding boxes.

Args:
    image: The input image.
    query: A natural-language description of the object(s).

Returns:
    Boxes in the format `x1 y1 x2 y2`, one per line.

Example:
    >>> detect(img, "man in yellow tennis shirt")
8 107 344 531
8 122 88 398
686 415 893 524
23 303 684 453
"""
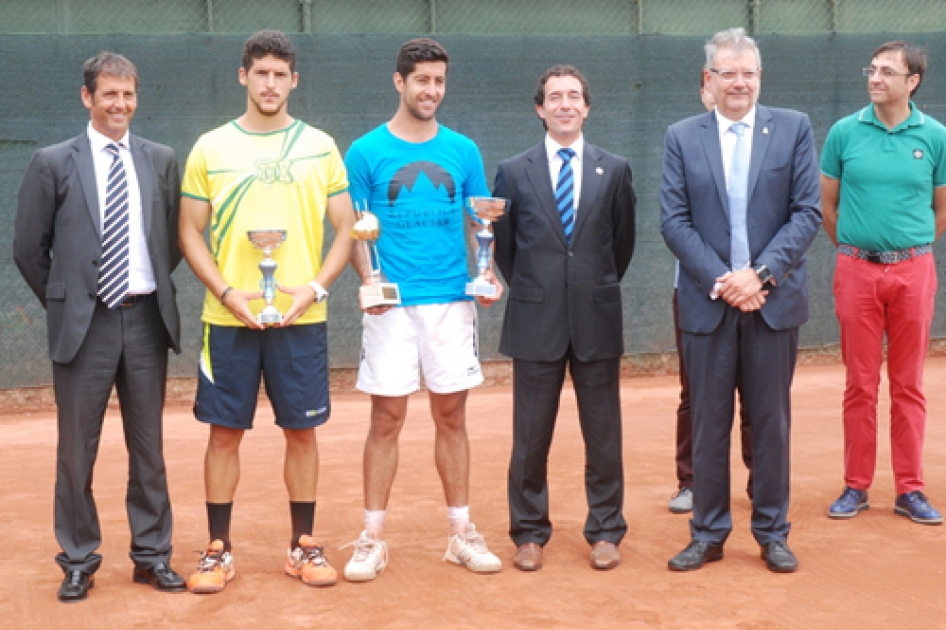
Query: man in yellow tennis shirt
178 29 355 593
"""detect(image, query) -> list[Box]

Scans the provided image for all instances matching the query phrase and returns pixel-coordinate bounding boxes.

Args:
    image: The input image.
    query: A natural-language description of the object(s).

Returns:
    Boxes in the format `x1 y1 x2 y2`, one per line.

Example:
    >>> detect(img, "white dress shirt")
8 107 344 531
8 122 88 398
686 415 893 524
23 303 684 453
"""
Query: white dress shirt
545 134 584 219
87 123 155 295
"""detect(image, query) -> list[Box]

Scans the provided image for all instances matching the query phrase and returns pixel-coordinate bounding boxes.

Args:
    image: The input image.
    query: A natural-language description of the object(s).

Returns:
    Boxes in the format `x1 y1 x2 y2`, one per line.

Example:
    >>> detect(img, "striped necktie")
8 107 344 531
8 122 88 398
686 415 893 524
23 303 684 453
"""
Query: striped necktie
728 122 751 271
98 142 130 309
556 147 576 244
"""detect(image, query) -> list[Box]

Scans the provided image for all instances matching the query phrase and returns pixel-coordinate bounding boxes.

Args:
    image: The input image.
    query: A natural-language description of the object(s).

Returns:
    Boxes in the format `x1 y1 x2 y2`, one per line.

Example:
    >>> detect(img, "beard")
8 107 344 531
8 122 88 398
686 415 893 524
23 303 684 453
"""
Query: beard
250 93 286 117
404 97 438 122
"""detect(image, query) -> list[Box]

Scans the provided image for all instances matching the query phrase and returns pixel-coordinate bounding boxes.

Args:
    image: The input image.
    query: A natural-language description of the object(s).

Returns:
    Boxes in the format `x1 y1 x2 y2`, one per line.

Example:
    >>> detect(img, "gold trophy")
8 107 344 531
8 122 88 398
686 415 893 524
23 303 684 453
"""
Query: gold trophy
351 202 400 309
465 197 509 297
247 229 288 325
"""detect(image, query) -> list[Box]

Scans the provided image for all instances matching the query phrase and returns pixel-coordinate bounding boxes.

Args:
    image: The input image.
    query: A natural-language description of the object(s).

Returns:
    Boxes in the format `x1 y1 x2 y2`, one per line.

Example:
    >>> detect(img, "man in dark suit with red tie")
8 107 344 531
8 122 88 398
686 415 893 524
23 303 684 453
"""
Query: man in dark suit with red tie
493 65 636 572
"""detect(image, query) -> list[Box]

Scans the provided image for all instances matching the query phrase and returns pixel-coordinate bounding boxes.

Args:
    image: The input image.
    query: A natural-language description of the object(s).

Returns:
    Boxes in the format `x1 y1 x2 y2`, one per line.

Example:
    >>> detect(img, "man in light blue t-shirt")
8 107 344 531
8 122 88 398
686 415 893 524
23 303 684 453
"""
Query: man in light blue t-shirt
341 37 503 582
346 121 488 305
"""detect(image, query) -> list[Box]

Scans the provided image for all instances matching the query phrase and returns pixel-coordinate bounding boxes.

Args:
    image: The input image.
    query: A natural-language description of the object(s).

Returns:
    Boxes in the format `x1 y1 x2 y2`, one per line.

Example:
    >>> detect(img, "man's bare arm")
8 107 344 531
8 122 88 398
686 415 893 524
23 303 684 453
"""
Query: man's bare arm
821 174 840 247
179 196 263 329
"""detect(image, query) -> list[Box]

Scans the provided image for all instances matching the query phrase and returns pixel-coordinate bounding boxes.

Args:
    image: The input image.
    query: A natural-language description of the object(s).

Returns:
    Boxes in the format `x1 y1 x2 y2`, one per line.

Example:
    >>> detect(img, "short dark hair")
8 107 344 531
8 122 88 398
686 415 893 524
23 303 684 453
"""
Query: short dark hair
243 29 296 73
873 41 926 97
396 38 449 78
83 52 138 94
533 65 591 108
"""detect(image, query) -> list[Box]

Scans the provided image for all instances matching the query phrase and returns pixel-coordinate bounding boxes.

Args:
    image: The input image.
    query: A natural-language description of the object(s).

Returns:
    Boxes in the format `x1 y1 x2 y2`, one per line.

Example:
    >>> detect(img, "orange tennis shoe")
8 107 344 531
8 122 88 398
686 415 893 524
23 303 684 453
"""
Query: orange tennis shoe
285 535 337 587
187 540 235 594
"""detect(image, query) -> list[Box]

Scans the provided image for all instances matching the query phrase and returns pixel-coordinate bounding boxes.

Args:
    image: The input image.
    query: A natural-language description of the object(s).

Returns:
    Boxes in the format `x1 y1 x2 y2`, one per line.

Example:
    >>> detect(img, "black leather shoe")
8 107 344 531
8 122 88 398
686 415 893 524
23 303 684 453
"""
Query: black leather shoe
133 562 187 592
58 571 94 602
761 540 798 573
668 540 724 571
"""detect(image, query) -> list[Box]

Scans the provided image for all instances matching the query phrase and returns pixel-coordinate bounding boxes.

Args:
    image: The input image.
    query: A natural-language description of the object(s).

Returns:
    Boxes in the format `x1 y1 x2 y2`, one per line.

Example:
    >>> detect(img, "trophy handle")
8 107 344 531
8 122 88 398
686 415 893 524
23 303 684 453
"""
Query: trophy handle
364 240 382 283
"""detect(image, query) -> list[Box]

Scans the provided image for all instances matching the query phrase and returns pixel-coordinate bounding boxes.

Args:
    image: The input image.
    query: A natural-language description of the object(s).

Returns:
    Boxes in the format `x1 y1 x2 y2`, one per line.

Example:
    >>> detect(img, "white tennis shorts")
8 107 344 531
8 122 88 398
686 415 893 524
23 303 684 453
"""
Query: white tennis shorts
356 301 484 396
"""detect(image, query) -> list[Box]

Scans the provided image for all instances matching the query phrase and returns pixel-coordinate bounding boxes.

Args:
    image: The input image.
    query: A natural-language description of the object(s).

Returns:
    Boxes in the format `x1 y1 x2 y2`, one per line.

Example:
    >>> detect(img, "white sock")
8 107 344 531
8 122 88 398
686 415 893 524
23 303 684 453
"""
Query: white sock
365 509 386 538
448 505 470 535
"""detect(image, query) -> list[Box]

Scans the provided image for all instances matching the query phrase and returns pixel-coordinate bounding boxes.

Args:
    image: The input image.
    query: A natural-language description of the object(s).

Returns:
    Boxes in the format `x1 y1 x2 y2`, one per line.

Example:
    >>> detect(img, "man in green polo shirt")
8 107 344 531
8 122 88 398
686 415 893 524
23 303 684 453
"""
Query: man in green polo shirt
821 41 946 525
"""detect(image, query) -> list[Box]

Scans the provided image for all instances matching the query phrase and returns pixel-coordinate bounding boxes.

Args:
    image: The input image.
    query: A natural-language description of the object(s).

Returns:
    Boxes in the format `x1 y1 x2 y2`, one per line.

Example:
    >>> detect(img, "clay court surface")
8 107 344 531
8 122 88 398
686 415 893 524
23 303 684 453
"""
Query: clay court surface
2 359 946 629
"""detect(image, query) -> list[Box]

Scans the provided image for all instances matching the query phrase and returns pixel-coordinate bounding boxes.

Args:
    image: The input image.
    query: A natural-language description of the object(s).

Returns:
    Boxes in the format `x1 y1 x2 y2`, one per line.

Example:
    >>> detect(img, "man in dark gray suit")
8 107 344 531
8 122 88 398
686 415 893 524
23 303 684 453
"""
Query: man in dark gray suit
14 52 185 601
660 28 821 573
493 65 636 572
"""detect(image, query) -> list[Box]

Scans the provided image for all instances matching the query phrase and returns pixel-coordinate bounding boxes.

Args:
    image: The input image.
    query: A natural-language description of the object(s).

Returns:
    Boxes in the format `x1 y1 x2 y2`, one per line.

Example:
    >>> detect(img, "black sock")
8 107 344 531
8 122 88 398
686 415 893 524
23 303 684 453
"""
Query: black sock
290 501 316 549
207 502 233 552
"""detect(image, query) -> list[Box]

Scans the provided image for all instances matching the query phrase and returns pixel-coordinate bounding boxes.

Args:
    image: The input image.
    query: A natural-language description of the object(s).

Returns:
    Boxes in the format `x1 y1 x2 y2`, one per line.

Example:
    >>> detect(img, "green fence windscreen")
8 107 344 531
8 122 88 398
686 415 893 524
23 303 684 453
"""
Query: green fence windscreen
3 32 946 388
2 1 945 35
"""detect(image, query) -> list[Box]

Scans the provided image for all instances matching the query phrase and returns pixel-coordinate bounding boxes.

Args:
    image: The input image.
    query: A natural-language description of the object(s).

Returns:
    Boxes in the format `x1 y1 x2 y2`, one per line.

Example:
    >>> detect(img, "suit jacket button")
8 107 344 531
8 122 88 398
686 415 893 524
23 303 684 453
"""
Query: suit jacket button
92 260 99 266
567 251 574 257
88 292 96 300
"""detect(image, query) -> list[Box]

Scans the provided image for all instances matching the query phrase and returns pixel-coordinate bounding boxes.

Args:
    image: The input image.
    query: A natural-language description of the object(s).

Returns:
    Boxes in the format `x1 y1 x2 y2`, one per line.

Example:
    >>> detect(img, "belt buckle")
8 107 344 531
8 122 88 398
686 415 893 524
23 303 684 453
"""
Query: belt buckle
119 294 143 308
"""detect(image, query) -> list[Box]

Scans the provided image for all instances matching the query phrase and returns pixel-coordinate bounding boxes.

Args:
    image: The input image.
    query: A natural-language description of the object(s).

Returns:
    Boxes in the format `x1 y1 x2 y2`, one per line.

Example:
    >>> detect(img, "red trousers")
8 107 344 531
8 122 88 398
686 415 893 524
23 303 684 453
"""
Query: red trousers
834 251 936 495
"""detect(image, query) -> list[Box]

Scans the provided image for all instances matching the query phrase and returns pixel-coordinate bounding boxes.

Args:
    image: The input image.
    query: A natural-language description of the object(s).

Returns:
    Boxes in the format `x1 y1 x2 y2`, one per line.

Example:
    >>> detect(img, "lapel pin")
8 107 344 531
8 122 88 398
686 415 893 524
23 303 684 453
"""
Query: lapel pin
763 127 769 135
596 167 604 175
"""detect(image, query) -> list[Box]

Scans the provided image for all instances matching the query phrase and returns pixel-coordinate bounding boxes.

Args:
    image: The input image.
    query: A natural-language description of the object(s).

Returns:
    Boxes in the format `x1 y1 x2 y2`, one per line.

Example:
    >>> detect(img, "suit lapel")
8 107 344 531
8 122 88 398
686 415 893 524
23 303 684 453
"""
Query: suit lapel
130 136 154 240
523 144 568 248
573 143 603 244
748 105 774 202
74 133 102 237
700 112 730 218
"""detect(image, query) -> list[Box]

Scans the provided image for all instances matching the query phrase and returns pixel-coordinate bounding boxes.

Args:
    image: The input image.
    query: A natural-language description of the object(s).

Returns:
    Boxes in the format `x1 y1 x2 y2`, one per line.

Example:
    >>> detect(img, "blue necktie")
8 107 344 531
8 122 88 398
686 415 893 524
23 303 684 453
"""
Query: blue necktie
728 122 751 271
98 143 130 309
556 148 576 244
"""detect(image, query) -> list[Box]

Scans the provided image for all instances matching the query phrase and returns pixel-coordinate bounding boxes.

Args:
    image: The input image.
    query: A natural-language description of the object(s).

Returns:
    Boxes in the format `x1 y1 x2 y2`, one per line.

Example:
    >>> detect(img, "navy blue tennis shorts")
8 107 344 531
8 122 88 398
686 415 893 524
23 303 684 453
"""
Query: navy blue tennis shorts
194 323 330 430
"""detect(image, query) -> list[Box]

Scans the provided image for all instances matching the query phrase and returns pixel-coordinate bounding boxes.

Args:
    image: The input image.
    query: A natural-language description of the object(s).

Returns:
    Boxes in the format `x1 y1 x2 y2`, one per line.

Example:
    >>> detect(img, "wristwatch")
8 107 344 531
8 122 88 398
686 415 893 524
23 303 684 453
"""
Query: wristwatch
308 280 329 303
753 264 773 285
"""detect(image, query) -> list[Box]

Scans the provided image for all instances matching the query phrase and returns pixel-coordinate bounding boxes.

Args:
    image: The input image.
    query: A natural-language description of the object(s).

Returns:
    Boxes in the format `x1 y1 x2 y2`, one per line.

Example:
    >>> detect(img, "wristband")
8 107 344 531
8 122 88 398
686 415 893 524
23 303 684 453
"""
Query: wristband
308 281 329 303
220 286 233 303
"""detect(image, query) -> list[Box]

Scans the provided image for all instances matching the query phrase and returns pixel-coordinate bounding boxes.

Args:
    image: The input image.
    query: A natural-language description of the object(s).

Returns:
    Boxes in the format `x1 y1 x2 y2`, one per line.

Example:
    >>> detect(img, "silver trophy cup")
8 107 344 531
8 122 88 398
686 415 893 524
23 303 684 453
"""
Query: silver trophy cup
247 229 288 325
351 208 401 309
465 196 510 297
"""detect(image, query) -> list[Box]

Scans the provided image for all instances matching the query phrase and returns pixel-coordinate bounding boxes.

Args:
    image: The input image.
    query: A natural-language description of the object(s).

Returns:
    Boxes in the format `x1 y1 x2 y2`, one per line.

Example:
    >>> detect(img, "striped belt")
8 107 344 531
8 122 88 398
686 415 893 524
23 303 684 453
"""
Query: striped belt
838 243 932 265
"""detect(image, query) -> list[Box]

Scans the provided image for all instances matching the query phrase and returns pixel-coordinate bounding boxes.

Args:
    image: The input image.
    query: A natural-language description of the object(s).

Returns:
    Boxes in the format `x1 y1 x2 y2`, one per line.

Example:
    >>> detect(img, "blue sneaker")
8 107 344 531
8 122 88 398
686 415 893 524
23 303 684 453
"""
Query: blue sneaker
827 486 869 519
894 491 944 525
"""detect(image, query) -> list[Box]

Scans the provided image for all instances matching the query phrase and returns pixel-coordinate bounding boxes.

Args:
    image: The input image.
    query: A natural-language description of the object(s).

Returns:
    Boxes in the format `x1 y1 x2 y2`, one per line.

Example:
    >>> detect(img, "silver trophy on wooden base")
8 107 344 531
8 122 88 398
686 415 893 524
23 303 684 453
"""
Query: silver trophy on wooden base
352 202 400 309
465 196 509 298
247 229 288 325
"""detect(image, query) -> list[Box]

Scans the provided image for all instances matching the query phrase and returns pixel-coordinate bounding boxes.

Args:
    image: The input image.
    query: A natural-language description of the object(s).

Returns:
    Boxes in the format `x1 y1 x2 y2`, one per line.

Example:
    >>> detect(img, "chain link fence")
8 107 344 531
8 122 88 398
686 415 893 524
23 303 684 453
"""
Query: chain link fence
3 5 946 389
2 0 946 36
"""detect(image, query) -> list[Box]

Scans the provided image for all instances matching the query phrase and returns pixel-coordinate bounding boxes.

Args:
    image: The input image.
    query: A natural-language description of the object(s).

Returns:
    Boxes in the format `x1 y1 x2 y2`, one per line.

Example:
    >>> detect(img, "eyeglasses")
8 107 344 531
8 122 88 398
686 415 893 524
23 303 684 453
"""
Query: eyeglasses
709 68 760 82
863 66 915 78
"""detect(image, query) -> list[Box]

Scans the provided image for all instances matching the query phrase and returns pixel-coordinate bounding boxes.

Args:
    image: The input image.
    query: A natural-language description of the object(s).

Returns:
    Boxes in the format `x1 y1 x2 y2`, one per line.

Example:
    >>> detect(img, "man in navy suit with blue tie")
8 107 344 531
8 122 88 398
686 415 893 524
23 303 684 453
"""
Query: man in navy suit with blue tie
494 65 636 572
660 28 821 573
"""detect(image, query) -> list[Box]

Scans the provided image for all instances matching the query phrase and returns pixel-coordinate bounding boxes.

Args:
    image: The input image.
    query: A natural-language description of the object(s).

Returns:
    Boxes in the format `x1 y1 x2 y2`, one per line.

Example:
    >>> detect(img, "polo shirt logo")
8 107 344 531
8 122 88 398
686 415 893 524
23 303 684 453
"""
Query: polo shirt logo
914 149 924 159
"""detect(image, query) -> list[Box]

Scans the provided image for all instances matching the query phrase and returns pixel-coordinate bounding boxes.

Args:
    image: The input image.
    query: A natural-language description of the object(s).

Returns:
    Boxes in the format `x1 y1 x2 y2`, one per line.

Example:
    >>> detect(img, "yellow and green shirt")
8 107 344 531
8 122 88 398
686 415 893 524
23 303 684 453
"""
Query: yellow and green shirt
182 119 348 326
